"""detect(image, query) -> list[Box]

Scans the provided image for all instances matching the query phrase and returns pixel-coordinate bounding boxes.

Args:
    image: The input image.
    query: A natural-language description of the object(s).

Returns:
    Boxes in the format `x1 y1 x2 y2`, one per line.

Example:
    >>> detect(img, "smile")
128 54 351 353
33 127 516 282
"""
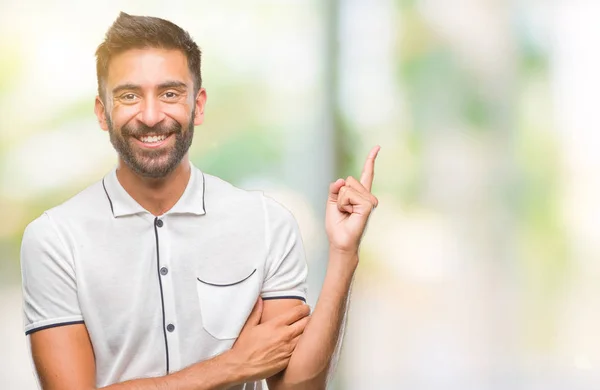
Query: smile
132 133 174 148
138 134 168 143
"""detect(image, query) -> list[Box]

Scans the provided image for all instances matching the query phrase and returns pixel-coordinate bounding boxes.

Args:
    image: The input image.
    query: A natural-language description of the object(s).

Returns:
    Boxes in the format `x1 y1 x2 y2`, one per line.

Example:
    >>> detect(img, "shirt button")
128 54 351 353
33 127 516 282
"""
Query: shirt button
166 324 175 332
160 267 168 276
155 219 164 228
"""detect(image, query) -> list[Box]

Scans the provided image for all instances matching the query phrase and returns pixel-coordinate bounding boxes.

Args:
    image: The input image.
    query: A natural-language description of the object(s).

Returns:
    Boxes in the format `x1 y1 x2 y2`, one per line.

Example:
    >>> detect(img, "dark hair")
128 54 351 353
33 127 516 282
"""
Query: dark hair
95 12 202 101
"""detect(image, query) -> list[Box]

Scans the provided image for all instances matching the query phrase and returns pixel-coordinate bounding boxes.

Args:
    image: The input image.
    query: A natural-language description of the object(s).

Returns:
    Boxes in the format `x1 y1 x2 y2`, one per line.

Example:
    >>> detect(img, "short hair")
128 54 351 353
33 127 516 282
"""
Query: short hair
95 12 202 101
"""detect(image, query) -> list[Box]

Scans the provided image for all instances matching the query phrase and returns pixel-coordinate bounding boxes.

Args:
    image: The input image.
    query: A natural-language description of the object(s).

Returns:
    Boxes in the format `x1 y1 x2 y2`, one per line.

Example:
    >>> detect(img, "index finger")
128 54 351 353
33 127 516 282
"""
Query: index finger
271 303 310 326
359 145 380 192
288 315 310 338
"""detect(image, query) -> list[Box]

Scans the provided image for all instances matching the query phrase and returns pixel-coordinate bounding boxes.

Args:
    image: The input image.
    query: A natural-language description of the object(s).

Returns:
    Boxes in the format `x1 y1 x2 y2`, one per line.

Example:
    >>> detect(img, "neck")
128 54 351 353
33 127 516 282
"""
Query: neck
116 157 191 216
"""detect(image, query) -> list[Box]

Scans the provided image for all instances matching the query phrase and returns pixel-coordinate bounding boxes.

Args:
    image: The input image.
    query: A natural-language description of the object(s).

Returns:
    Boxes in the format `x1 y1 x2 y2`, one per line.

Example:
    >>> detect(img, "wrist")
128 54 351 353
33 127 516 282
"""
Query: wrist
328 243 359 256
327 246 359 273
210 349 247 388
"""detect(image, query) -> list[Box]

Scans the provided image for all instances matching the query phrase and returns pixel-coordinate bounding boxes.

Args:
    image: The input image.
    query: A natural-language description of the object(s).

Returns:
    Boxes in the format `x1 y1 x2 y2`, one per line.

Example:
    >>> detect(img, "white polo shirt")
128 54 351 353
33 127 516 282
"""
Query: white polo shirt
20 163 308 389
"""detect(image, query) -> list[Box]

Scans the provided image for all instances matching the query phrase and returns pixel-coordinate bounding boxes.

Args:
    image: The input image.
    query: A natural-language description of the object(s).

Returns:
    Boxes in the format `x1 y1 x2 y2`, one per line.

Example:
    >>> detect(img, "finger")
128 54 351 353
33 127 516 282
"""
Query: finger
273 303 310 326
344 176 379 208
338 186 373 214
290 334 301 347
286 335 302 355
327 178 346 203
288 315 310 339
242 297 263 330
359 145 380 192
337 186 355 214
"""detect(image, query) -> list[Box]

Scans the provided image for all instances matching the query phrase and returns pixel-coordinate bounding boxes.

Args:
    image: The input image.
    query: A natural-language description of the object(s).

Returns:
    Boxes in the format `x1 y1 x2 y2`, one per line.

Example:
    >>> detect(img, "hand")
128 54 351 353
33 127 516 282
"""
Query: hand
228 298 310 382
325 145 380 255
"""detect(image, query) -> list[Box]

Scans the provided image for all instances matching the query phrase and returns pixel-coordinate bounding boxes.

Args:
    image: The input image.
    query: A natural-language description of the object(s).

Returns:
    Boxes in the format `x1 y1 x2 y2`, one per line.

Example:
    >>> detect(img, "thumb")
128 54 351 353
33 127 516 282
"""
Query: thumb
234 297 263 347
247 297 263 327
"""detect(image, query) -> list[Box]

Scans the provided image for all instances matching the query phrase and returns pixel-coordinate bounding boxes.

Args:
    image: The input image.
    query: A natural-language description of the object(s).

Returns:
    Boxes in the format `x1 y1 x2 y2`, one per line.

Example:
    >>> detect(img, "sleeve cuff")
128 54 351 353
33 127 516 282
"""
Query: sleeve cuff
261 291 306 302
24 316 84 336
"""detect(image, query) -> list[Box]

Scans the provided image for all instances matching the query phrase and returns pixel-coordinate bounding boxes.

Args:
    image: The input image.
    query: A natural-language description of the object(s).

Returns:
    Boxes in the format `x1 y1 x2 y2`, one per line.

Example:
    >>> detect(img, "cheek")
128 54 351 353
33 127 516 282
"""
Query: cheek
166 101 191 116
164 104 192 125
110 106 139 131
112 105 139 121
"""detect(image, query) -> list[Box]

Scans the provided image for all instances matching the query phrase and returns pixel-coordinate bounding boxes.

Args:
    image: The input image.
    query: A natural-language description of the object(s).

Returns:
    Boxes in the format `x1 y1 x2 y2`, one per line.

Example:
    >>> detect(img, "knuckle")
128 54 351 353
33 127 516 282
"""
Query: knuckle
287 332 296 342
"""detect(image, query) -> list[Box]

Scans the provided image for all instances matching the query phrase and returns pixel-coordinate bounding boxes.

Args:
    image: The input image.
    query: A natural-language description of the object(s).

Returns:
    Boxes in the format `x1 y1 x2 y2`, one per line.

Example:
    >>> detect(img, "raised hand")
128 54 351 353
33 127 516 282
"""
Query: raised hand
325 145 380 254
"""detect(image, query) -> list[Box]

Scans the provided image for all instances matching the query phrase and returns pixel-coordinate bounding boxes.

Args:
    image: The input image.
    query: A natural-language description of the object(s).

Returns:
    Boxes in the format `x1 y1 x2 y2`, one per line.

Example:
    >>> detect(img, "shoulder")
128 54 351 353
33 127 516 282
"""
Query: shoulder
203 173 295 215
21 212 69 267
200 172 301 232
46 180 108 221
261 192 297 224
22 212 55 245
23 178 109 241
202 172 265 212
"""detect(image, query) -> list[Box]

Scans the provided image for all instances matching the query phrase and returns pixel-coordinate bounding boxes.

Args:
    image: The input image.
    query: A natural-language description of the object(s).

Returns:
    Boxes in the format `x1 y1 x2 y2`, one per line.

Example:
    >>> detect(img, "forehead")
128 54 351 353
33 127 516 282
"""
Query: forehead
106 48 191 88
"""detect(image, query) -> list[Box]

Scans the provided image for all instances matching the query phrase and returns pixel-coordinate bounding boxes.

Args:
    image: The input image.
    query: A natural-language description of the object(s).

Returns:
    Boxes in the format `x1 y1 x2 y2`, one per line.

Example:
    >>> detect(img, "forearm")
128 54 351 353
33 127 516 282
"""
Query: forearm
100 350 243 390
276 248 357 388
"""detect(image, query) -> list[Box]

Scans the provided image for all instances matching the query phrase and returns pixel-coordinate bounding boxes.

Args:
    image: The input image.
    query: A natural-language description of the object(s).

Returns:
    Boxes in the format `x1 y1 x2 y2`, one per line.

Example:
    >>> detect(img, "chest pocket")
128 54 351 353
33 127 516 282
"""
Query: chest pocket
196 266 261 340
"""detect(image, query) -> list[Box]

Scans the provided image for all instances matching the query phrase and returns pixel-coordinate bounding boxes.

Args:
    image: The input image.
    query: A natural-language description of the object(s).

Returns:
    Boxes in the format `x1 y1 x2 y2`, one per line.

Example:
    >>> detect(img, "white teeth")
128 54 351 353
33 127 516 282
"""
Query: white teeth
140 134 167 143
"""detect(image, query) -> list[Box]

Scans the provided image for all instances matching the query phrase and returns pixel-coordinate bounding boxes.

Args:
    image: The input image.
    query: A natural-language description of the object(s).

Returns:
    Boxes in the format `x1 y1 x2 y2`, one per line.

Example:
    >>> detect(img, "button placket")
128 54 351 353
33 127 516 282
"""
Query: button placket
155 217 181 371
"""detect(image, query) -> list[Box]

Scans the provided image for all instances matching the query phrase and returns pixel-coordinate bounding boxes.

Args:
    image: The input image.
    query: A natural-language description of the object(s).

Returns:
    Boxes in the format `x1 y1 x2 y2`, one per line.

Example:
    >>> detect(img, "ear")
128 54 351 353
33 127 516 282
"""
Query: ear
94 96 109 131
193 88 207 126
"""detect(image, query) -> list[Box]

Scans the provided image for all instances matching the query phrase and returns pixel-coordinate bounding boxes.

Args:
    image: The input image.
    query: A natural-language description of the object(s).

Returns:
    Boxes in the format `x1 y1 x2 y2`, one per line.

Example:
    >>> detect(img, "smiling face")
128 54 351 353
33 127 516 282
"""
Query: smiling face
95 47 207 178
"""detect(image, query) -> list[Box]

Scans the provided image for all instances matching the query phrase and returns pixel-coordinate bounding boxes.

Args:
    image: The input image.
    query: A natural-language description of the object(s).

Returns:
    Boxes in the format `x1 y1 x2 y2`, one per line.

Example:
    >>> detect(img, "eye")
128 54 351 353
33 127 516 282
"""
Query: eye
163 91 179 99
121 93 138 101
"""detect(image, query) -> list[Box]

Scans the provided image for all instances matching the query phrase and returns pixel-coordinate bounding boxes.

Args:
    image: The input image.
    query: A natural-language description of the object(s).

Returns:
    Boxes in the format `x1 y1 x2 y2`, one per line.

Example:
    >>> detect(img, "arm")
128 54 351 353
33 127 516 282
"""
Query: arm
267 146 380 390
263 253 354 390
276 249 356 388
265 251 356 390
31 300 311 390
30 323 242 390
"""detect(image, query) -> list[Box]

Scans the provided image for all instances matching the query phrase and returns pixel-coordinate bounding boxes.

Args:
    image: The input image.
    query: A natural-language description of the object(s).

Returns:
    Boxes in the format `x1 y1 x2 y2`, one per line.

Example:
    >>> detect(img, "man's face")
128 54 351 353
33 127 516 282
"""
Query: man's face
95 48 206 178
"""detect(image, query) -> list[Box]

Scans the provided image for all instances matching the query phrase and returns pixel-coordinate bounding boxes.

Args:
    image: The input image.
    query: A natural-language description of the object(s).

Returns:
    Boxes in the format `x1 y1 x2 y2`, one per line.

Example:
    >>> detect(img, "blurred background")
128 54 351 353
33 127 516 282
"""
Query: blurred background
1 0 599 388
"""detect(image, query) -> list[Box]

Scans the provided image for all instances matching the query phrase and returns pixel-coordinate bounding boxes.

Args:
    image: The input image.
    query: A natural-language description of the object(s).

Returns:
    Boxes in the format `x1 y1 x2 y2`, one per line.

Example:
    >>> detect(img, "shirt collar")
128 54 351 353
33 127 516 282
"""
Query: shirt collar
102 162 206 218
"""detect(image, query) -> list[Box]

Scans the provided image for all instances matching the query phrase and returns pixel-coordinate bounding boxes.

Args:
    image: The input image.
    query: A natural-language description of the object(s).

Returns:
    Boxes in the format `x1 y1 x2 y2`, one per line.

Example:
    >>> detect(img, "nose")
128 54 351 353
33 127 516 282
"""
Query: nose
138 97 165 128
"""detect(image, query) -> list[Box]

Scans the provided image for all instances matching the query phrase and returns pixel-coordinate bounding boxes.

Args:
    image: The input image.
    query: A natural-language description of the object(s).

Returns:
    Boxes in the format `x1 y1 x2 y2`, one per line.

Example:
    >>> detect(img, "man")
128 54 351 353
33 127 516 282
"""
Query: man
20 12 379 390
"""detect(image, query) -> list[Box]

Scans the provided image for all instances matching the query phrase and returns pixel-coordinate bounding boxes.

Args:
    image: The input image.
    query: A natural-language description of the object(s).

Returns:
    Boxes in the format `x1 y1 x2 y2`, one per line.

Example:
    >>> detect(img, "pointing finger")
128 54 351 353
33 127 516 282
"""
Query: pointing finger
359 145 380 192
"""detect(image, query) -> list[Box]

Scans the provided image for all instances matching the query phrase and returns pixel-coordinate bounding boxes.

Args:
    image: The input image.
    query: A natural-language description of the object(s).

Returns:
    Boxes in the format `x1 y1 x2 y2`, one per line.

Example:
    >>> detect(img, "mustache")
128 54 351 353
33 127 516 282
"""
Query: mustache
121 120 182 137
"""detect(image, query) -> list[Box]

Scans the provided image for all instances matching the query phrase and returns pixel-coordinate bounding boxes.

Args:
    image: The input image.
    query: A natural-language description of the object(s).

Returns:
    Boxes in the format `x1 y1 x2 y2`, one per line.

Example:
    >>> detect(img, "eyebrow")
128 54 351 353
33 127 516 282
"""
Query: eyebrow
157 81 187 90
111 81 188 96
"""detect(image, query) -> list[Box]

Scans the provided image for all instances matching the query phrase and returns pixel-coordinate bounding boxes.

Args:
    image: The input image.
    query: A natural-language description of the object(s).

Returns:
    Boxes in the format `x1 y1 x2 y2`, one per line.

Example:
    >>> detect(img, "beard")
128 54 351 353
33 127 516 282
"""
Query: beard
106 110 195 178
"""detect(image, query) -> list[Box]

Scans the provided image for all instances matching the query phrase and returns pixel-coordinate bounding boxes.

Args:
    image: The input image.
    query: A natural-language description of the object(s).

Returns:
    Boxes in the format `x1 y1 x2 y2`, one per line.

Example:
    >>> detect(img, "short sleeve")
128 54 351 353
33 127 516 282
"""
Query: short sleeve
20 213 83 335
261 196 308 302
